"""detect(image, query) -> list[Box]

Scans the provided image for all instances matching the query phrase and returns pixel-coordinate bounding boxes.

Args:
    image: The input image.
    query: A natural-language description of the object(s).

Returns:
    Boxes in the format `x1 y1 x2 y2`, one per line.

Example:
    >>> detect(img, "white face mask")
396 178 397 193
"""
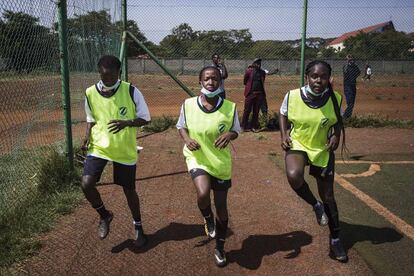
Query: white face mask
99 79 120 92
200 85 223 98
305 84 328 97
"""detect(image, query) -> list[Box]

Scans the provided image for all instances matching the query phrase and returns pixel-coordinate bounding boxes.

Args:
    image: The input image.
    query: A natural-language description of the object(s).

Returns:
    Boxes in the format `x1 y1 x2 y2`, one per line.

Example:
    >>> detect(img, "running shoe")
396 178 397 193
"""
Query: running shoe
134 226 147 247
98 211 113 239
329 238 348 263
313 201 329 226
214 248 227 267
204 215 216 238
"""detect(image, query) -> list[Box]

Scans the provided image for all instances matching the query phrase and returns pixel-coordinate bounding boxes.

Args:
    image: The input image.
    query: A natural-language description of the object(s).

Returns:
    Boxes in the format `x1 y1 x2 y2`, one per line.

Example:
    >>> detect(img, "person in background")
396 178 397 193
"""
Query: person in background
279 60 348 263
177 66 240 267
211 53 228 99
81 55 150 247
241 58 267 132
362 64 372 81
342 54 361 119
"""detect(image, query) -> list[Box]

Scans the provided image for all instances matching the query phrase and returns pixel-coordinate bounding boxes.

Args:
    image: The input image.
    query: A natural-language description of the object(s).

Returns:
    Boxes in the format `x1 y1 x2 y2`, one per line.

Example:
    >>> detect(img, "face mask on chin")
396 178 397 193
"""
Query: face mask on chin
99 79 120 92
305 84 329 97
200 85 223 98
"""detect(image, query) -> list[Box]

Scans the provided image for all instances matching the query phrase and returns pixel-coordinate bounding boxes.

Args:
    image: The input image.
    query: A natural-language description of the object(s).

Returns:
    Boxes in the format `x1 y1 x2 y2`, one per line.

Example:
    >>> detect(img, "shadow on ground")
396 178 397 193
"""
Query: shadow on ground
341 221 403 250
112 222 209 254
227 231 313 270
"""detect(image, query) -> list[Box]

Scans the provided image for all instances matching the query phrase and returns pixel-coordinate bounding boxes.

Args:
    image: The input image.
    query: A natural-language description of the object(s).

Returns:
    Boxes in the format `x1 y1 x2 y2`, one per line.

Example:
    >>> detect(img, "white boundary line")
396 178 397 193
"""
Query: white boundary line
335 173 414 241
336 160 414 164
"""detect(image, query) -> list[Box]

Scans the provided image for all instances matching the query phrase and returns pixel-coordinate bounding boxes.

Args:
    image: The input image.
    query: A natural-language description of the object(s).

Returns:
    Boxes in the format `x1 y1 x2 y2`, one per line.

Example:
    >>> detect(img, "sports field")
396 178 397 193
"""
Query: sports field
13 126 413 275
2 73 414 274
1 73 413 152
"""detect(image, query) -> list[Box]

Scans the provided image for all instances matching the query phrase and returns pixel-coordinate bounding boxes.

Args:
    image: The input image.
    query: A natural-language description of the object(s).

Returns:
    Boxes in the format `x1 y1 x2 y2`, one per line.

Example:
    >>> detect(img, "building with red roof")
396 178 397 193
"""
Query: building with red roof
327 21 395 52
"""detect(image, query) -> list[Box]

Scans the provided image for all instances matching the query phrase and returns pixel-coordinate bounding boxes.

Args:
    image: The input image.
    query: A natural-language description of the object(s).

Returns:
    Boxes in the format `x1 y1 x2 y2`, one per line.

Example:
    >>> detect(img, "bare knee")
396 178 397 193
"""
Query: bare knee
81 175 96 191
197 189 210 207
286 169 304 190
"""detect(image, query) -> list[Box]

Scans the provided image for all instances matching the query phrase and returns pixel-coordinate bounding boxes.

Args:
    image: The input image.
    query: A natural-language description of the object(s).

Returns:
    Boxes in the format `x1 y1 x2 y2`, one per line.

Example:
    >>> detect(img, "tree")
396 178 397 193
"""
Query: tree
59 10 119 70
114 20 158 57
343 30 414 60
159 23 196 57
246 40 297 59
0 11 56 72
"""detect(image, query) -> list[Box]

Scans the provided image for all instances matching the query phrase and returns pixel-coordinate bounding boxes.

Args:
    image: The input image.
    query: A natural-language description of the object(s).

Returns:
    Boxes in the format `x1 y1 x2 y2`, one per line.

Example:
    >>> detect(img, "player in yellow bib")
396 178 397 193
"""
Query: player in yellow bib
81 55 150 247
177 66 240 267
279 60 348 262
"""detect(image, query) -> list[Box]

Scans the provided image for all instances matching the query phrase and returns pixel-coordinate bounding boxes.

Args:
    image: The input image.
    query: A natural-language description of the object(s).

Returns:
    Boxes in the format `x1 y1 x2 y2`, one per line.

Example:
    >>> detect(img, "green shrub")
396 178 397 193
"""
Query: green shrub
37 148 81 194
0 146 83 270
143 115 177 133
345 115 414 128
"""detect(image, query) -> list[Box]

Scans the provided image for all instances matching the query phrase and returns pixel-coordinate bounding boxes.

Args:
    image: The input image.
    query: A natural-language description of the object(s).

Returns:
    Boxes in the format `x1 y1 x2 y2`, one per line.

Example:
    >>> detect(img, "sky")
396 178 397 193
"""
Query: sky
1 0 413 44
126 0 414 44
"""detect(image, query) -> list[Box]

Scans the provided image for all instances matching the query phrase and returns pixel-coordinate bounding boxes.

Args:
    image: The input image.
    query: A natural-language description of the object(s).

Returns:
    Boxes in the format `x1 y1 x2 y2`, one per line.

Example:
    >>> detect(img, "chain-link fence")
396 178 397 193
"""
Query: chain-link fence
0 1 122 268
1 0 413 272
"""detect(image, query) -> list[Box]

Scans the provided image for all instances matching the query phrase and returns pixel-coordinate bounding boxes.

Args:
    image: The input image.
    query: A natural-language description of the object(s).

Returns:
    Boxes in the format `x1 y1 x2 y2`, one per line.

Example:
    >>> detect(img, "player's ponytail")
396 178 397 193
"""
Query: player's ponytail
328 82 347 157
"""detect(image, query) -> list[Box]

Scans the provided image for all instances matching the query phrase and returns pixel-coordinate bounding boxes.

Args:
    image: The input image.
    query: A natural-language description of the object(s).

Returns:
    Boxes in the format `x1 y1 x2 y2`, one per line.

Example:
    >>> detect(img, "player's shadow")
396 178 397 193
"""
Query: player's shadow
340 221 403 250
111 222 229 254
227 231 312 270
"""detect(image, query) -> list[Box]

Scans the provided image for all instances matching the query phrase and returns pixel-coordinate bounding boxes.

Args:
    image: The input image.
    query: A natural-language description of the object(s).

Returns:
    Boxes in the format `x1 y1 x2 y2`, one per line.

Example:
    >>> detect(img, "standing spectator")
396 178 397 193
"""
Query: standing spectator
241 58 267 131
211 53 228 98
342 55 361 119
362 64 372 81
177 66 240 267
81 55 151 247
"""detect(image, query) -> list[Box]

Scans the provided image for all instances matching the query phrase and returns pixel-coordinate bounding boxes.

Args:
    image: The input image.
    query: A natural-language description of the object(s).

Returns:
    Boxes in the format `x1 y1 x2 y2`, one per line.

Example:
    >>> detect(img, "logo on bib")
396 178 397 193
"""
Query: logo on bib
119 106 127 117
320 118 329 128
218 123 226 133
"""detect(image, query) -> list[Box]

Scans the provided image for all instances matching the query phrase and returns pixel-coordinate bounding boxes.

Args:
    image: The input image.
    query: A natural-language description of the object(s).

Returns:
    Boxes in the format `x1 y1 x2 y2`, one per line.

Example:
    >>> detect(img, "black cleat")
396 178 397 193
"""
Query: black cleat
214 248 227 267
329 238 348 263
313 201 329 226
134 227 147 248
98 211 113 240
204 215 216 239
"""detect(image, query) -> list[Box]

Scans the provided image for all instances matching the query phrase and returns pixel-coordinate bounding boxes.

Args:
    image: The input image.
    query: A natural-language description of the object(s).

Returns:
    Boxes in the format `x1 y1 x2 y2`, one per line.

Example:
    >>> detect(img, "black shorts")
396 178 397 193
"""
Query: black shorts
189 168 231 191
286 150 335 179
83 155 136 190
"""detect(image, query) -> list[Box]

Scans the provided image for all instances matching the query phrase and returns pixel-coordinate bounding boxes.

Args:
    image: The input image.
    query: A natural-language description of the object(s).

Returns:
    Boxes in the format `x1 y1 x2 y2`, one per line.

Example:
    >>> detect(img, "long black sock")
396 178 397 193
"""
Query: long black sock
215 219 228 251
133 220 143 232
293 182 318 206
199 204 213 218
324 201 340 239
93 203 110 219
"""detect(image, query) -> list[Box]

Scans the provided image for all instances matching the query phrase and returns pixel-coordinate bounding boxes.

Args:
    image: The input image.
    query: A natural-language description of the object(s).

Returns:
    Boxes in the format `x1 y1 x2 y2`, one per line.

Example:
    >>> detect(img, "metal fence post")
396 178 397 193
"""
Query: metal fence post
300 0 308 87
57 0 73 169
121 0 128 81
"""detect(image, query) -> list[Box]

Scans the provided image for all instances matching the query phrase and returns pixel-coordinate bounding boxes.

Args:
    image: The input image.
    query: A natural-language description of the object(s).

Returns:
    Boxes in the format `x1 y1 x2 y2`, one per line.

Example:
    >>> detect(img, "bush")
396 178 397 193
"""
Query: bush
143 115 177 133
37 148 81 194
345 115 414 128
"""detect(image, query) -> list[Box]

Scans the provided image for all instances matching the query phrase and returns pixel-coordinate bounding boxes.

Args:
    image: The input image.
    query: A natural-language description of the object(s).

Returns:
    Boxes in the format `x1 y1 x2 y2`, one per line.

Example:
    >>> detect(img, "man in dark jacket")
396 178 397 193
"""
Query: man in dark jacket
241 58 266 131
342 55 361 119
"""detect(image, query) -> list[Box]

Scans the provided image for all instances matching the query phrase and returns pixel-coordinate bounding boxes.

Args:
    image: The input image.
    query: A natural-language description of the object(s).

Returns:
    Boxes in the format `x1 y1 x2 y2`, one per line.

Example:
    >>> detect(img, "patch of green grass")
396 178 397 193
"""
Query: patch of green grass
345 115 414 128
143 115 177 133
0 146 83 270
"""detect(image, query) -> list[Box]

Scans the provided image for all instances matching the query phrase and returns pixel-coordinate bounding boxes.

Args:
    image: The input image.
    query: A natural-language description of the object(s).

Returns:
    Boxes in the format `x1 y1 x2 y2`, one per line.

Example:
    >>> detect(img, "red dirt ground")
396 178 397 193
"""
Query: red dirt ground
2 73 413 274
19 127 414 275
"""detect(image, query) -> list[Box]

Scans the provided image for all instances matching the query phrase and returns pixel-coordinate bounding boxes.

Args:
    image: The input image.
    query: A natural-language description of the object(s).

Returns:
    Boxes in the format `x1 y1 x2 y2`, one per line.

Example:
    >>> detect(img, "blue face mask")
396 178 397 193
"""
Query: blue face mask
200 85 223 98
